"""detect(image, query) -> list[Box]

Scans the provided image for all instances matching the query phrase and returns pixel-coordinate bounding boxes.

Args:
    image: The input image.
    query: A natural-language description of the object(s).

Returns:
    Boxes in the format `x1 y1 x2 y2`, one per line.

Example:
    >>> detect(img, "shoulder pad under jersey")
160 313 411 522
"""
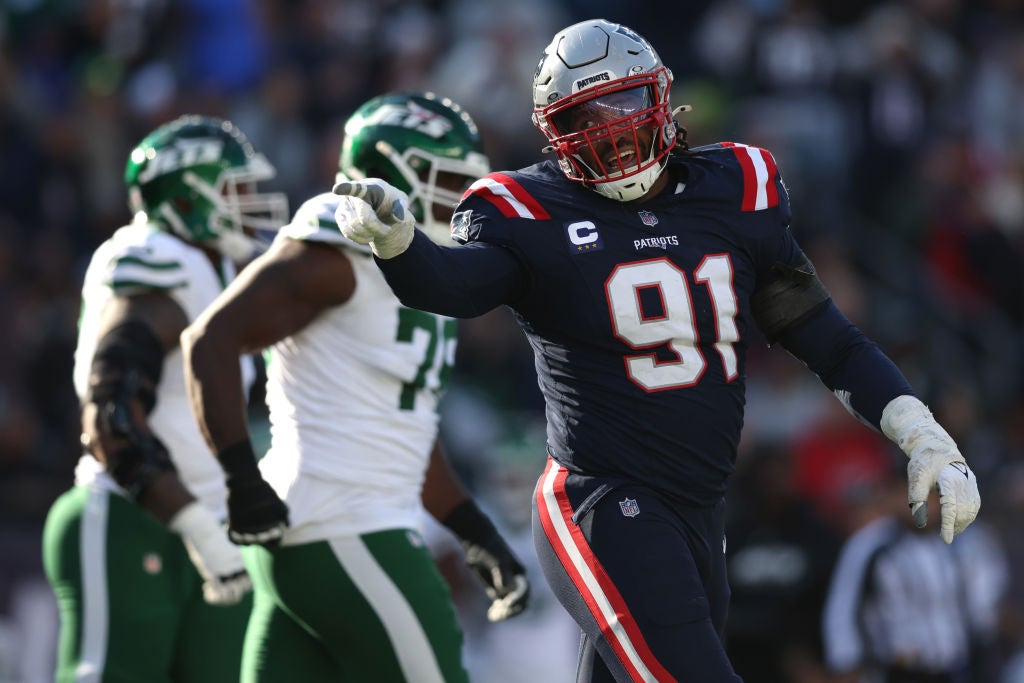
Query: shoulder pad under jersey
99 224 189 293
277 192 372 255
451 167 556 246
687 142 791 220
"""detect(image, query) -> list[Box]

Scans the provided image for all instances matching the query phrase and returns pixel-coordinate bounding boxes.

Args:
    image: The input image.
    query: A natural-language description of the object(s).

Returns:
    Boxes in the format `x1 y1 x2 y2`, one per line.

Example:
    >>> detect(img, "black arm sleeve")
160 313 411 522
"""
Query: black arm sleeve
87 319 165 413
374 230 527 318
777 300 915 430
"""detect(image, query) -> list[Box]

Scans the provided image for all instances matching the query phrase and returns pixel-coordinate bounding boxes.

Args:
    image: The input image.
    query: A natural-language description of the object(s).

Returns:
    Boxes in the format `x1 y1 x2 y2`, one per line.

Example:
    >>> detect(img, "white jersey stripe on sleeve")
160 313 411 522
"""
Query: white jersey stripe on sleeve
470 177 536 219
742 146 770 211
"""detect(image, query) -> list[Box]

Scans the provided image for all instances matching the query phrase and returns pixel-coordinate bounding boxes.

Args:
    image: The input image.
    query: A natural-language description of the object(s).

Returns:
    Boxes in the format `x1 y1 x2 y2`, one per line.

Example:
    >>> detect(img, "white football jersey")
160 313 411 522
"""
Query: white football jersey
73 222 254 516
260 193 457 541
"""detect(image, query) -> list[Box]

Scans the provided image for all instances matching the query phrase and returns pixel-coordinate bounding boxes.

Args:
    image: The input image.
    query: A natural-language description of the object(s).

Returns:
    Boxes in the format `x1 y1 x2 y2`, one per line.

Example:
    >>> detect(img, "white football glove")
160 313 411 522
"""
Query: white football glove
332 178 415 259
881 395 981 544
485 574 530 623
170 501 252 605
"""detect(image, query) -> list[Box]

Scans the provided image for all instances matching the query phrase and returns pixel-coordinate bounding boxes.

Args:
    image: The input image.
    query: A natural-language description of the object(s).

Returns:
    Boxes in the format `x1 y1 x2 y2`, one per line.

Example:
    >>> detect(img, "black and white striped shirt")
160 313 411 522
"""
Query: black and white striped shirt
822 516 971 676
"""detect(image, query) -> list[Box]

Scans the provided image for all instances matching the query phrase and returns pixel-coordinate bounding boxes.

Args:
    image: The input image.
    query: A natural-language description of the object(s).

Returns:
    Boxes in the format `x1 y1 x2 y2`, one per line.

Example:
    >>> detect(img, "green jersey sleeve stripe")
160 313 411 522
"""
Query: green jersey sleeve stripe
106 260 186 288
111 255 182 270
316 217 341 232
107 278 187 291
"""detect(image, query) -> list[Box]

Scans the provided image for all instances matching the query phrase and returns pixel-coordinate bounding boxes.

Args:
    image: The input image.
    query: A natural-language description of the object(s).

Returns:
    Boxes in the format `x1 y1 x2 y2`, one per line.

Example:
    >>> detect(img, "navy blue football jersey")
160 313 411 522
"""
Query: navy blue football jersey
377 142 911 505
440 143 804 506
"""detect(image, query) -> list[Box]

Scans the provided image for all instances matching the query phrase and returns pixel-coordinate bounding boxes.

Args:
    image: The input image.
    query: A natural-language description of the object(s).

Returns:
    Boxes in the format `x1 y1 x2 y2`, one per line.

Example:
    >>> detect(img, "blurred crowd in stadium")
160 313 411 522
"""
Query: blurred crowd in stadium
1 0 1023 681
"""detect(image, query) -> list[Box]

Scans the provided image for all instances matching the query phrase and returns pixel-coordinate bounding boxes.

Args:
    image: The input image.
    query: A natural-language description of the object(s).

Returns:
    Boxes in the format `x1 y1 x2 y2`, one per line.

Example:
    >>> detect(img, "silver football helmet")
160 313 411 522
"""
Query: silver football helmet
532 19 676 202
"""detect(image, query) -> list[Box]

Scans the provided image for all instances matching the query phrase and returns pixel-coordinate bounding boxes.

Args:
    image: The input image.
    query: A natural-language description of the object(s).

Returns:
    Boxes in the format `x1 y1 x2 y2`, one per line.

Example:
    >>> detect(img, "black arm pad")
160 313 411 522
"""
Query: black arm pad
86 319 165 413
750 254 831 344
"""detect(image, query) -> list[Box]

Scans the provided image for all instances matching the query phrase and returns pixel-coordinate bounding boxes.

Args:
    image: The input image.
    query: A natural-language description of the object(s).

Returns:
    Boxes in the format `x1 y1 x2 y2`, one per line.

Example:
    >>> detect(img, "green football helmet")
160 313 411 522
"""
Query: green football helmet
339 92 490 245
124 115 289 261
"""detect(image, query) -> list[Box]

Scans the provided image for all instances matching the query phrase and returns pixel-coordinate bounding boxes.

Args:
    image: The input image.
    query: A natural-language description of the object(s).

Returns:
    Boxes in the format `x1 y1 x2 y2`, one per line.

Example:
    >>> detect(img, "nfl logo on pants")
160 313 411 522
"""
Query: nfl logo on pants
619 498 640 517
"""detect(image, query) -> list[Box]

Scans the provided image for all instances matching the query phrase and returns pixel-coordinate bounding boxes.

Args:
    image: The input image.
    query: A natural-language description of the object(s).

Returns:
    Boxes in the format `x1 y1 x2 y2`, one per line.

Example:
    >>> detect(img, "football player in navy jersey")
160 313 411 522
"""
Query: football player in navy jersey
333 18 982 683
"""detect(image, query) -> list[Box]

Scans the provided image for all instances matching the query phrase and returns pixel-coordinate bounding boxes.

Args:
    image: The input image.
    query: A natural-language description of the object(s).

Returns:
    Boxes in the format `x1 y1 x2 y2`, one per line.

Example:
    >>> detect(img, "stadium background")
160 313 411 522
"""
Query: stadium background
1 0 1023 681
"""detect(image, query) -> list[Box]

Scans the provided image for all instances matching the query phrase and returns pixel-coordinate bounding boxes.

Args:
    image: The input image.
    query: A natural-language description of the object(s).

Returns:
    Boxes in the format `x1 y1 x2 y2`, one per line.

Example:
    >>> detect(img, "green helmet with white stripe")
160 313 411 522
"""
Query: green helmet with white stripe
339 92 490 245
124 115 289 261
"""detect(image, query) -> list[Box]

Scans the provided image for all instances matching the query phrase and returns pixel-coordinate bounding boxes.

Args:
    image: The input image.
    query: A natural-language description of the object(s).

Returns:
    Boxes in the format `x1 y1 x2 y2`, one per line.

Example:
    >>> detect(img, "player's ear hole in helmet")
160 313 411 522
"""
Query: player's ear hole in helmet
531 18 691 202
124 115 289 262
338 92 490 245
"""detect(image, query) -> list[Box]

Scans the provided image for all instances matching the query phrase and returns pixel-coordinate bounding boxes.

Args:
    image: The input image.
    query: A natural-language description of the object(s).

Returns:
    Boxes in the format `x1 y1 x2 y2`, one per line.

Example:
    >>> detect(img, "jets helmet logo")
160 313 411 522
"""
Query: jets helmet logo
136 139 225 184
366 101 454 139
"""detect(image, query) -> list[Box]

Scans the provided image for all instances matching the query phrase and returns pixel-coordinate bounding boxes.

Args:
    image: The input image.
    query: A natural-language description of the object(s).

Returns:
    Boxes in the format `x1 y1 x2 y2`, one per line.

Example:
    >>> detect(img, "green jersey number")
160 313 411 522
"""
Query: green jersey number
396 308 457 411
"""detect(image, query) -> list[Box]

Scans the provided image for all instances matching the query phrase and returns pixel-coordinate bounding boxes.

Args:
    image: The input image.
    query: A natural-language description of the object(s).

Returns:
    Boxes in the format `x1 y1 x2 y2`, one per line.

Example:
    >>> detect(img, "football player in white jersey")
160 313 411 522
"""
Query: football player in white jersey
181 92 530 682
42 115 289 683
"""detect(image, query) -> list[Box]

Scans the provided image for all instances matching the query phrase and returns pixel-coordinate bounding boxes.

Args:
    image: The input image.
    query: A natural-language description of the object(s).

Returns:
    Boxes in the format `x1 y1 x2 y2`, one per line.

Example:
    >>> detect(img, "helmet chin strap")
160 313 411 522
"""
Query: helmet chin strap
590 147 666 202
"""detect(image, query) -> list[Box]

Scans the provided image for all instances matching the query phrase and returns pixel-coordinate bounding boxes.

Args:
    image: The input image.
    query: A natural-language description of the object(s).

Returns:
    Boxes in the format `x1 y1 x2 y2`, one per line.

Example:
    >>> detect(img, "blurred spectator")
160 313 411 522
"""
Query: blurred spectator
726 443 841 683
789 397 897 534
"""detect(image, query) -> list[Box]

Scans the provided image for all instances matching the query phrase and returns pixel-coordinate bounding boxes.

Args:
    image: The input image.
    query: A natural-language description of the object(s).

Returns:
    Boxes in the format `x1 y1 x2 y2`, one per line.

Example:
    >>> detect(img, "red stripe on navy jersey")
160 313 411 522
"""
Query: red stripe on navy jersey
464 173 552 220
721 142 758 211
536 459 676 683
760 148 779 208
492 173 551 219
465 181 521 218
720 141 780 211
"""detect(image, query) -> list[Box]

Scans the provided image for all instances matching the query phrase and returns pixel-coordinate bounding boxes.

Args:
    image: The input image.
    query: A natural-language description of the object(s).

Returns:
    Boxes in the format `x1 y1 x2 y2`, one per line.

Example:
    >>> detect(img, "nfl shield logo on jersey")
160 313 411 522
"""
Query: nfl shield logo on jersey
637 210 658 227
619 497 640 517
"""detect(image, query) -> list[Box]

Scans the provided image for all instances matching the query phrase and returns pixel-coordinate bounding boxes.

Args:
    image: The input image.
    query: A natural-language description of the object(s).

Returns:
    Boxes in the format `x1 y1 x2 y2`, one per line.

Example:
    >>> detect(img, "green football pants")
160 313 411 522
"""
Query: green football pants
241 530 469 683
42 485 250 683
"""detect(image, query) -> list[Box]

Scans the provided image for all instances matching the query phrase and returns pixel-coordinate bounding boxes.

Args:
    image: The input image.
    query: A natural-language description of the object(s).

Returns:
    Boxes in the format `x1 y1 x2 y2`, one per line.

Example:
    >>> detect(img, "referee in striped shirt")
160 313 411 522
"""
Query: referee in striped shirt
822 470 978 683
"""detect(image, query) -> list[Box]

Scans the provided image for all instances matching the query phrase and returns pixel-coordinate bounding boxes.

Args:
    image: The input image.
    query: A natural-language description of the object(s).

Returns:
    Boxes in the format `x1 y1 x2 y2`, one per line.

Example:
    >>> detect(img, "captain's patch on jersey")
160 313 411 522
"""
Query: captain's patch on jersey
565 220 603 253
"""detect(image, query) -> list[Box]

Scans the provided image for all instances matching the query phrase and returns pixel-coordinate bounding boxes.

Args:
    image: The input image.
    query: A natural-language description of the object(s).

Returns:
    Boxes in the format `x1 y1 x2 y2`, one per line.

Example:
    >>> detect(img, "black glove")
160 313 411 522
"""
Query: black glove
442 500 530 621
89 370 175 499
219 440 289 546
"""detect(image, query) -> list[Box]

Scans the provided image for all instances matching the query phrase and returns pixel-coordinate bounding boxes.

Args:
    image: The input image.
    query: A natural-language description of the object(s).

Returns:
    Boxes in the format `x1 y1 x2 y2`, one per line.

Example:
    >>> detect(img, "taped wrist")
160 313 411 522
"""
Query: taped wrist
442 499 500 549
371 220 414 260
169 500 220 540
751 254 831 344
218 440 261 484
880 394 965 464
86 320 164 413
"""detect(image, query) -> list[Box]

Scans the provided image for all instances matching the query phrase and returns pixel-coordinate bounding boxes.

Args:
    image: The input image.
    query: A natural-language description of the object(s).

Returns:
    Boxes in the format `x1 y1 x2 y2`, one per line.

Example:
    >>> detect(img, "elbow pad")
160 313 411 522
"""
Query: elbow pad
750 254 831 344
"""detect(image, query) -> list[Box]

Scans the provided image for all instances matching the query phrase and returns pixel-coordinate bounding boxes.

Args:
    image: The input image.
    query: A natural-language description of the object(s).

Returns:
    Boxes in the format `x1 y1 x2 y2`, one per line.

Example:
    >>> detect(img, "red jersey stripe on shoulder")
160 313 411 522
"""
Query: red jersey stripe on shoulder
760 147 779 208
464 173 552 220
719 142 779 212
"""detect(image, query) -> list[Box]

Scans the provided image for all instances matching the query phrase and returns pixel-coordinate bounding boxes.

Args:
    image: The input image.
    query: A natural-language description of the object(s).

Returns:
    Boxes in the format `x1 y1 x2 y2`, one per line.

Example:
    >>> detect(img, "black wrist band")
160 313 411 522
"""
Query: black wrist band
442 499 498 545
217 440 260 481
